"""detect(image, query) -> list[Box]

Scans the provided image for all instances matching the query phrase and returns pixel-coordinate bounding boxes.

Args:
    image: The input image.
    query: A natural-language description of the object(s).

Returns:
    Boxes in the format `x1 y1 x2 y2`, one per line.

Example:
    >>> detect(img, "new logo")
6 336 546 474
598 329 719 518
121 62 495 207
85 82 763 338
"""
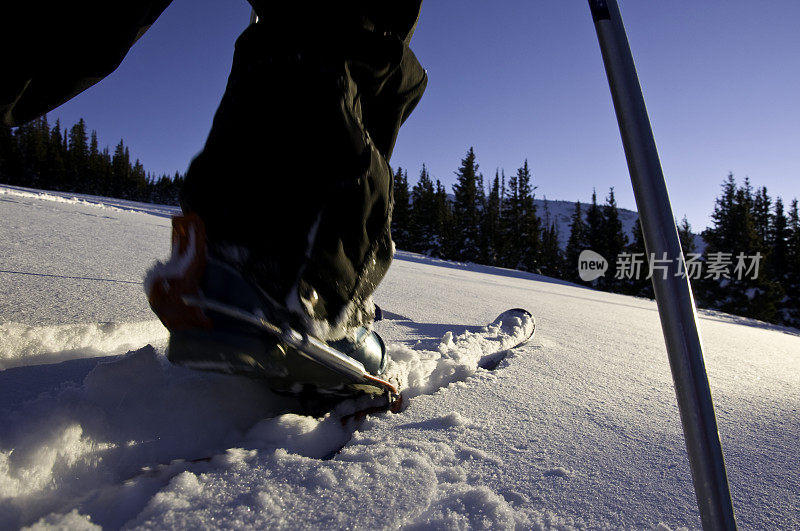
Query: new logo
578 250 608 281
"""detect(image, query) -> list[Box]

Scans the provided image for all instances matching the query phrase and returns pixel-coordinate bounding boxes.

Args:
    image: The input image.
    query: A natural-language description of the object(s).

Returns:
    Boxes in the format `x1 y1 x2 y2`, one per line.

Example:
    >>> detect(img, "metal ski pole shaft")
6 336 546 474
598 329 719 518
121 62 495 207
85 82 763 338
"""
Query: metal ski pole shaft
586 1 736 529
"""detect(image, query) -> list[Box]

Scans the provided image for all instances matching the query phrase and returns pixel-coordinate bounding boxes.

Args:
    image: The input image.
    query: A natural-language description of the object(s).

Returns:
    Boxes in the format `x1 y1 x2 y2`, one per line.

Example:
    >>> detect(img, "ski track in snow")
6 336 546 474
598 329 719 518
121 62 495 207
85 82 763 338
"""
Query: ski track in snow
1 186 798 530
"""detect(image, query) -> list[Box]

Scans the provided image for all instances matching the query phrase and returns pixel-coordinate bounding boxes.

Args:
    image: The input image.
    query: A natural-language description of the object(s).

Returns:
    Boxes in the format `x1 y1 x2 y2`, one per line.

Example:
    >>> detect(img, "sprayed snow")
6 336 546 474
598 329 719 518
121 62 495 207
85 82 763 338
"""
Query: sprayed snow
1 187 798 530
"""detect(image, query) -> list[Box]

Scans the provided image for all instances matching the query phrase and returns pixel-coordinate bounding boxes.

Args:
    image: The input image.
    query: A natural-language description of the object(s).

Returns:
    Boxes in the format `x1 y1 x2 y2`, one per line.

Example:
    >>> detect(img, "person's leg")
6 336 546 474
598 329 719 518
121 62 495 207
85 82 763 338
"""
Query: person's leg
1 1 172 126
348 30 427 161
180 7 426 339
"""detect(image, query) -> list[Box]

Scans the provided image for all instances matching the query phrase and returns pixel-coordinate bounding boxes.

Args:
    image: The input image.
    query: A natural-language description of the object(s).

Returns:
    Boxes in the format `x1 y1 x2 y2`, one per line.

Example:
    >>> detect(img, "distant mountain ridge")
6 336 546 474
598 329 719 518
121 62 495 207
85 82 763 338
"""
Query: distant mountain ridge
534 198 637 249
534 197 705 253
444 193 703 253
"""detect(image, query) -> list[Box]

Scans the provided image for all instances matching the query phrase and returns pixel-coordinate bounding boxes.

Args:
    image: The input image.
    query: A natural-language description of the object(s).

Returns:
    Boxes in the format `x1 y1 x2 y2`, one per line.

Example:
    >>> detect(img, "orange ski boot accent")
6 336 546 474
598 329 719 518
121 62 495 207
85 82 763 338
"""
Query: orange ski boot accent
146 213 212 330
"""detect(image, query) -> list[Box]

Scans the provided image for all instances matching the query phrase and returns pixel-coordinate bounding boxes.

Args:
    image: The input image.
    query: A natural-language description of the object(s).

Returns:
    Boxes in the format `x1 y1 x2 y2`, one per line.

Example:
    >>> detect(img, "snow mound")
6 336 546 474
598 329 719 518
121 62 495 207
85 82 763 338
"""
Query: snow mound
0 346 289 529
0 320 168 370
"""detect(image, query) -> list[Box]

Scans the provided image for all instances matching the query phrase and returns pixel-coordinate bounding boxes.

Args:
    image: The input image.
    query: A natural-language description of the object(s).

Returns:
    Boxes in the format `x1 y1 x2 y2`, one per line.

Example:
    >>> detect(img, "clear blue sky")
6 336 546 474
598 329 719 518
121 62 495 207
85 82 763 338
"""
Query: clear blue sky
47 0 799 230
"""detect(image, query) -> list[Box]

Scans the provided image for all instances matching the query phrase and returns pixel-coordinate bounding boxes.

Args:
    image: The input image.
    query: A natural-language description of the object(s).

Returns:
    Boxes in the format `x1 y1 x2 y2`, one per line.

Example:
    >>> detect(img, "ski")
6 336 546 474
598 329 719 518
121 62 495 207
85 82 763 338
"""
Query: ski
477 308 535 370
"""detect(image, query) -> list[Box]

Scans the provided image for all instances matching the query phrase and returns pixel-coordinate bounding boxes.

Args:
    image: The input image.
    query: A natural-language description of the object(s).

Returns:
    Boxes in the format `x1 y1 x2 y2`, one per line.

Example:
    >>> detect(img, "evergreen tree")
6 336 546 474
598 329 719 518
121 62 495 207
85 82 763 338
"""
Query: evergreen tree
451 147 482 262
34 116 52 186
111 139 129 198
732 181 760 256
18 118 48 186
89 131 99 159
499 161 543 271
151 174 169 203
599 187 628 289
391 167 412 250
783 199 800 326
87 130 102 194
767 197 792 325
678 215 696 255
585 189 604 257
565 201 588 282
481 172 503 265
476 170 486 211
701 174 780 322
500 168 520 268
516 160 541 272
624 218 653 298
66 118 89 191
433 179 453 258
46 119 67 189
99 147 113 196
410 165 437 255
752 186 771 244
769 198 789 284
131 158 147 200
475 170 487 260
500 170 506 213
171 171 185 205
702 173 737 254
539 198 563 278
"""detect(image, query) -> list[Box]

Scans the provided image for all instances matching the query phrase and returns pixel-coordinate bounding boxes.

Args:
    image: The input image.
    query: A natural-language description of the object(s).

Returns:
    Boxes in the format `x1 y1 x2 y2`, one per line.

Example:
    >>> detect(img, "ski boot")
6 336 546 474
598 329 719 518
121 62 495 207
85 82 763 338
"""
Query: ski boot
145 214 396 399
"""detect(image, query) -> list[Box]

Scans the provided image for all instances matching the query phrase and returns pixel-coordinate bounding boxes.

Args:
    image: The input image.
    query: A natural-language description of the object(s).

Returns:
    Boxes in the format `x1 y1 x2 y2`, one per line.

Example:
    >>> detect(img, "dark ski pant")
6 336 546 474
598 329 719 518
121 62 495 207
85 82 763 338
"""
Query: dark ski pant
181 19 427 329
1 1 427 331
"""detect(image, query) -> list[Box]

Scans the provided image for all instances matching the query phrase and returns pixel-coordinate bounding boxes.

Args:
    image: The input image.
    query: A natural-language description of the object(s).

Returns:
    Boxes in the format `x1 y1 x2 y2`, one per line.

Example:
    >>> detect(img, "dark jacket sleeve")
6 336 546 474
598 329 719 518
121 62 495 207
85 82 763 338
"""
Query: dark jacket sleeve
1 0 173 127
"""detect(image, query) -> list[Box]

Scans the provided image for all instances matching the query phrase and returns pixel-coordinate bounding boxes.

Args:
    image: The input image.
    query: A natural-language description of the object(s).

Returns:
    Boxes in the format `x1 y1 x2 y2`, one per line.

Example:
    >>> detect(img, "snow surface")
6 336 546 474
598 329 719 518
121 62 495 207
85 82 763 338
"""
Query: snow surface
1 184 798 530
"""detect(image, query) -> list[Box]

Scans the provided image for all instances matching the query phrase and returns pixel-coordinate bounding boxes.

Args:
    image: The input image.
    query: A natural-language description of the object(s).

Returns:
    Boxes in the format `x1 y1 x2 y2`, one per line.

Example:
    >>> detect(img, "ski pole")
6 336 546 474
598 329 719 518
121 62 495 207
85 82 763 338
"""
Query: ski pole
587 1 736 529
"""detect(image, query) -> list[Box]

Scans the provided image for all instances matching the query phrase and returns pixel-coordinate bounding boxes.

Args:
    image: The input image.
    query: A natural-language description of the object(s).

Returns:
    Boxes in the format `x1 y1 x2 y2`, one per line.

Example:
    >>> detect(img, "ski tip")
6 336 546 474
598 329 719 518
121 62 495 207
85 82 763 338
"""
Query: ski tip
494 308 534 325
492 308 535 344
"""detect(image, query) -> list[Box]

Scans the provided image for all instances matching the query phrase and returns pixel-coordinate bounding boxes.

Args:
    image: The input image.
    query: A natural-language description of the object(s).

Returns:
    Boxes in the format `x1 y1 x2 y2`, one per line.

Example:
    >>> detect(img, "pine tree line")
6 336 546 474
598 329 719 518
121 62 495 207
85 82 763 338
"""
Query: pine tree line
392 148 562 273
697 173 800 326
0 116 183 205
392 150 800 328
392 149 631 283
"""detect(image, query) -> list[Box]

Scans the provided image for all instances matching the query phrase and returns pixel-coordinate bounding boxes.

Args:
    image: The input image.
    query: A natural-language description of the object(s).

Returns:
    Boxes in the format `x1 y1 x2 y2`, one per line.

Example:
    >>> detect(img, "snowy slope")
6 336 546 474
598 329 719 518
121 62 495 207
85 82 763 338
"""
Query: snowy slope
1 185 798 530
